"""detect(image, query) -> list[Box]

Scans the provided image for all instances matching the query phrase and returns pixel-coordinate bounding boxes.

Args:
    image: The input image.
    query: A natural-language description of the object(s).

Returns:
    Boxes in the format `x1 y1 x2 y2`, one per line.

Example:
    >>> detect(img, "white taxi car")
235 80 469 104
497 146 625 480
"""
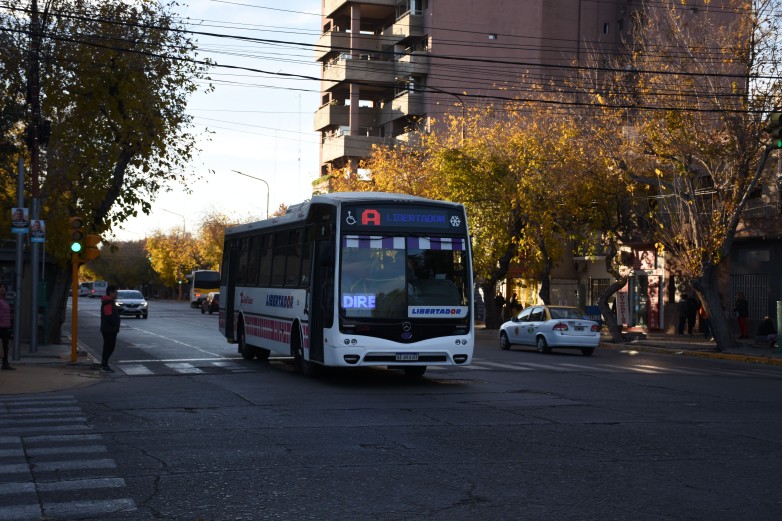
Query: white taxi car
499 305 600 356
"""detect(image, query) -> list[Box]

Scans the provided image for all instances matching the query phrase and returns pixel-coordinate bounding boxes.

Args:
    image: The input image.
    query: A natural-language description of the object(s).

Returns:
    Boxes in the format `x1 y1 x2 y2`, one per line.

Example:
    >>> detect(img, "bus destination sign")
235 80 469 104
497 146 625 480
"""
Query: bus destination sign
342 204 465 232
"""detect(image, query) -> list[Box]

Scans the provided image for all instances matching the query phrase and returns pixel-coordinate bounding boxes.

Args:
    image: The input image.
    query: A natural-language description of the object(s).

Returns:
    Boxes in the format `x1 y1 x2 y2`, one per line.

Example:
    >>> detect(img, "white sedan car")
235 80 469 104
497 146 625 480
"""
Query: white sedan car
499 305 601 356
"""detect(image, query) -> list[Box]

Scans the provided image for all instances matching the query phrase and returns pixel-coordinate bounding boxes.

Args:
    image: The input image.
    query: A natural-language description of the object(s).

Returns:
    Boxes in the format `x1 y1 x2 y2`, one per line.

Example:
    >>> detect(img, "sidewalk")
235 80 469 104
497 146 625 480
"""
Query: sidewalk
2 331 780 396
479 326 782 365
604 330 782 366
0 341 103 396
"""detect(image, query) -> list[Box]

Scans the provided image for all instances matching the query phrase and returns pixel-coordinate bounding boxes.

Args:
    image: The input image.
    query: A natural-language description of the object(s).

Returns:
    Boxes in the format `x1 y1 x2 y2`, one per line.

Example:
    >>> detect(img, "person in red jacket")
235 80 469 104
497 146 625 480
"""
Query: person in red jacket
0 283 14 370
100 285 121 372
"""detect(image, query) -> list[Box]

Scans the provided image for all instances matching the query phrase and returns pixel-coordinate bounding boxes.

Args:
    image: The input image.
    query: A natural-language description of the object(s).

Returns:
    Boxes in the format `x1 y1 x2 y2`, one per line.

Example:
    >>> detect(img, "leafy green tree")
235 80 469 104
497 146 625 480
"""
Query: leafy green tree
0 0 210 340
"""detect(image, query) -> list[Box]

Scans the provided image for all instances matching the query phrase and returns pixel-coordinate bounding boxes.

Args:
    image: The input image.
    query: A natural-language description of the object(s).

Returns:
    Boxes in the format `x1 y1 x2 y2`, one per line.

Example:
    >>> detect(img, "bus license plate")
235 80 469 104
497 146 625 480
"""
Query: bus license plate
396 353 419 361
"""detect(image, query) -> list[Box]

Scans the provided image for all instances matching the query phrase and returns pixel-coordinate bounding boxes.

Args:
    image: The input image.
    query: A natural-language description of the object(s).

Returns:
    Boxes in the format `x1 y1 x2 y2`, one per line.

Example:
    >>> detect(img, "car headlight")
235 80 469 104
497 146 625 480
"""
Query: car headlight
140 302 148 308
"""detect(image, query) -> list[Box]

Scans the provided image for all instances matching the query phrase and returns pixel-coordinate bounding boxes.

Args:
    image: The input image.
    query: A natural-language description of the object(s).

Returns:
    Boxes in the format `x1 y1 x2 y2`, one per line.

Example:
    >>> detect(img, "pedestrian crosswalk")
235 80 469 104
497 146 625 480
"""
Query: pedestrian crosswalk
0 396 136 520
430 358 782 378
99 356 782 379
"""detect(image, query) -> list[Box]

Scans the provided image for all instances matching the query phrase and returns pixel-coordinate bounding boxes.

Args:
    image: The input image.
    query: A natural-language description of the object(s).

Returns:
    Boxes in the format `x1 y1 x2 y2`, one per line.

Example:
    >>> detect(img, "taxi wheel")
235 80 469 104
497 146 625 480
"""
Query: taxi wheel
499 331 511 350
536 336 551 354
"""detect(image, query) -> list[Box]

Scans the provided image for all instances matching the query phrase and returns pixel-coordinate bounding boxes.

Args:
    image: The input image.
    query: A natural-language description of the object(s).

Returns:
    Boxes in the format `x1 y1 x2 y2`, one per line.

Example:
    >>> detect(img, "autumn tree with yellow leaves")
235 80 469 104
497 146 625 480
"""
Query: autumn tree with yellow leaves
587 0 782 350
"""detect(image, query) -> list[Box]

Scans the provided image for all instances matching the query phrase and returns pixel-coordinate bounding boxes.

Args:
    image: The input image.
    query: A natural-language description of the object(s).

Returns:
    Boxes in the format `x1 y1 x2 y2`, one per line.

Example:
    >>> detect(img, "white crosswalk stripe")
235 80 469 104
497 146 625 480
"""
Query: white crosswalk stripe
458 358 781 377
0 396 136 519
100 356 781 378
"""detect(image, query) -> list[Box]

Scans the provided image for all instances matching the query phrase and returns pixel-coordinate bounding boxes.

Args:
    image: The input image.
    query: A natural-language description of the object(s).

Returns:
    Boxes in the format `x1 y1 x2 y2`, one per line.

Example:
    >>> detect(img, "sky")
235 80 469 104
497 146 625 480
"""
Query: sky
112 0 323 242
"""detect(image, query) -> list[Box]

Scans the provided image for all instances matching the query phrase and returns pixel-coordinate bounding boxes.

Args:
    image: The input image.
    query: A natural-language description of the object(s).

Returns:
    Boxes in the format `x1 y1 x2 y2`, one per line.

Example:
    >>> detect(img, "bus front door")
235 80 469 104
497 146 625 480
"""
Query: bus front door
308 240 334 363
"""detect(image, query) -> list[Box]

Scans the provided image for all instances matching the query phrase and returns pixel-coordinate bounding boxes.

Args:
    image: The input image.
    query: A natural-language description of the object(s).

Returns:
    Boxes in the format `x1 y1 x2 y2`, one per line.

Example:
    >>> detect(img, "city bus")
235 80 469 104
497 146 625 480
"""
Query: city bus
219 192 474 377
189 269 220 308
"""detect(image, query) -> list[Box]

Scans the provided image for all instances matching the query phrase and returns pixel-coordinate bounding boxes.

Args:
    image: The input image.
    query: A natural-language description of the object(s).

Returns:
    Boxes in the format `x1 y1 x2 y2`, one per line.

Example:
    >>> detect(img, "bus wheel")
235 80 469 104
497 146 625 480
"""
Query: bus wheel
402 366 427 378
255 348 271 362
238 326 254 360
293 342 319 377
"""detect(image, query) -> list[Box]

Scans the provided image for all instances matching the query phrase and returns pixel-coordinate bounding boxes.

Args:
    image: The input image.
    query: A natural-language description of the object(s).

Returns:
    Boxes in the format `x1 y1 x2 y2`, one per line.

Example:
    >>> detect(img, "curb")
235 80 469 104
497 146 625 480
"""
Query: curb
600 341 782 366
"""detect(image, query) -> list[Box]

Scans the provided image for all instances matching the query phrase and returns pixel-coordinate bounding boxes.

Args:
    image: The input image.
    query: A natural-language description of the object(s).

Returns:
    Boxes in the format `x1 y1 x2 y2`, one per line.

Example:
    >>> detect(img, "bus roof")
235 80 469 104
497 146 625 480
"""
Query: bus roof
225 192 464 236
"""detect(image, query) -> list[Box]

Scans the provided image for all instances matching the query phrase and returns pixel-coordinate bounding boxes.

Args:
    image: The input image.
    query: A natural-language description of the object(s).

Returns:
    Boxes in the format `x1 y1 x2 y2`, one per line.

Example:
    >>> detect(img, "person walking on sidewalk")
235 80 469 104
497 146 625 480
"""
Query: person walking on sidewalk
734 292 750 339
100 285 121 372
0 283 14 370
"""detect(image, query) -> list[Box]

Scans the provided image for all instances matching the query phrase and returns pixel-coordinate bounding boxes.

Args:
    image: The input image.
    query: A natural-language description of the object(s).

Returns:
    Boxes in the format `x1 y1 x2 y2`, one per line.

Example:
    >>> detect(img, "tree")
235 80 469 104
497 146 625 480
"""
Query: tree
599 0 782 350
145 228 196 298
0 0 210 340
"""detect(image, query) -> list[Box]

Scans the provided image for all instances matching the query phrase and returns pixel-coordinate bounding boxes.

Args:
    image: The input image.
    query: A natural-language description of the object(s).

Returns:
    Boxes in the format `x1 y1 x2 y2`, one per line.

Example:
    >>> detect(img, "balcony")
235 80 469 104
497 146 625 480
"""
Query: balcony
315 30 350 62
314 103 381 131
381 12 425 42
396 50 429 76
324 0 396 19
322 54 396 85
314 103 349 131
321 131 386 164
379 91 424 126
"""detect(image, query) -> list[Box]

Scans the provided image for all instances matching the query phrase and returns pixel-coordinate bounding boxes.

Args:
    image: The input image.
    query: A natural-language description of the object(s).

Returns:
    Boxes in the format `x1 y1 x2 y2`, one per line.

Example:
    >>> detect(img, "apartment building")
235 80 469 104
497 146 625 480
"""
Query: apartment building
315 0 635 175
315 0 782 336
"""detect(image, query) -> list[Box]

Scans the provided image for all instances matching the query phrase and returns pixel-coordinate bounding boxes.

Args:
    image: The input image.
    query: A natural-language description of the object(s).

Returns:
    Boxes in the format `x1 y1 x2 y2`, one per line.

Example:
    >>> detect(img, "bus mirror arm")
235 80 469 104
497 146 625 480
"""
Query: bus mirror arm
304 291 309 316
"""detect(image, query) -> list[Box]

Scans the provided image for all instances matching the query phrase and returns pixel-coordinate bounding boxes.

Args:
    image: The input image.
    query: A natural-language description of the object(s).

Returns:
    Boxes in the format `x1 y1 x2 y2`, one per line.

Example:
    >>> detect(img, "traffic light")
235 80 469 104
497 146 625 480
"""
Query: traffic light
82 234 102 262
765 111 782 149
69 217 84 253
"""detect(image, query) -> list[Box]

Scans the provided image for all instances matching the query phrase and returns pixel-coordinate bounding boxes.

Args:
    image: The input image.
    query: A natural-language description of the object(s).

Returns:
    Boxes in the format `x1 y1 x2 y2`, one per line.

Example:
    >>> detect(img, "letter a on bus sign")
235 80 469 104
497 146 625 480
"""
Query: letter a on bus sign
361 209 381 226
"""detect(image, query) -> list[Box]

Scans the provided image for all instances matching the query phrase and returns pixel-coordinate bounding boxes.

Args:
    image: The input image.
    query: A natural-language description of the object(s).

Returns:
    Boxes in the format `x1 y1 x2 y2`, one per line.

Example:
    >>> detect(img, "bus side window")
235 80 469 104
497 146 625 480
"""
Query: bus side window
258 234 273 286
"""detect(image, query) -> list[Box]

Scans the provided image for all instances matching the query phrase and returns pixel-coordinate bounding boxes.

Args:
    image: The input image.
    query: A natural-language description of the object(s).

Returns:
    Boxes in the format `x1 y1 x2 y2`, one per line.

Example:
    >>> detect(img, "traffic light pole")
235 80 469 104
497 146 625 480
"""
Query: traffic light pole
70 254 79 363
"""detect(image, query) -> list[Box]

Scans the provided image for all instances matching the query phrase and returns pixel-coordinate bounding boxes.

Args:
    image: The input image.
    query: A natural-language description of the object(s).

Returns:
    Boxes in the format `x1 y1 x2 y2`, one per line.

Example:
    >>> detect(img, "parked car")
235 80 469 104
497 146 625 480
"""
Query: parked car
201 292 219 314
115 290 148 319
499 305 600 356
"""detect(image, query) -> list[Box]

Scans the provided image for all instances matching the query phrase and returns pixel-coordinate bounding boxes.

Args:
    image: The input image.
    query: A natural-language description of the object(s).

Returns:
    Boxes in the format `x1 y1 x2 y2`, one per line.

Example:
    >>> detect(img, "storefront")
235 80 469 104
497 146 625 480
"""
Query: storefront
615 249 665 331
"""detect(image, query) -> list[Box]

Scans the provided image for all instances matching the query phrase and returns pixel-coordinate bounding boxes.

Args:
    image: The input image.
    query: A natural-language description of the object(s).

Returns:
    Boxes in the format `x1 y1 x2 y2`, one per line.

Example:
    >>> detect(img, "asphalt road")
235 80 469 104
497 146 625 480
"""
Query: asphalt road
1 300 780 520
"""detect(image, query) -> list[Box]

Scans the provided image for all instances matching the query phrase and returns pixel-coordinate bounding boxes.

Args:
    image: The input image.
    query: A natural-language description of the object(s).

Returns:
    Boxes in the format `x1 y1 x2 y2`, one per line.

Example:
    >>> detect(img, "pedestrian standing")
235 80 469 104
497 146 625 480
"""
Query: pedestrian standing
100 285 121 372
677 294 689 335
0 283 14 370
509 292 520 315
686 294 699 335
699 305 711 341
756 316 777 348
734 292 749 339
494 292 506 321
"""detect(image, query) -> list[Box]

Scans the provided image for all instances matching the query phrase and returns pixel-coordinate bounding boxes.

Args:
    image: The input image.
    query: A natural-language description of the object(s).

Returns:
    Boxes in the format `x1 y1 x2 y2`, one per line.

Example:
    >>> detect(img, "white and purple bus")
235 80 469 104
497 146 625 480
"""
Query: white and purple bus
219 192 474 377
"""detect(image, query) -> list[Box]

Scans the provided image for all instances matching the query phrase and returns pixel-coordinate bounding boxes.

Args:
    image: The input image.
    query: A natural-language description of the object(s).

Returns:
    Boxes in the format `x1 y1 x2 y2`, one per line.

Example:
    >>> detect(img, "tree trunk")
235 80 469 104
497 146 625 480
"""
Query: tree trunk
45 268 71 345
599 278 627 343
692 265 734 352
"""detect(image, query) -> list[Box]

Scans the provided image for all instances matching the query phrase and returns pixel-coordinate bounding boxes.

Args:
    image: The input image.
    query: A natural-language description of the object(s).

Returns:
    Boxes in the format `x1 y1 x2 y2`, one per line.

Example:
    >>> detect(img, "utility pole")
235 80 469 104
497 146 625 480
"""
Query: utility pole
28 0 43 352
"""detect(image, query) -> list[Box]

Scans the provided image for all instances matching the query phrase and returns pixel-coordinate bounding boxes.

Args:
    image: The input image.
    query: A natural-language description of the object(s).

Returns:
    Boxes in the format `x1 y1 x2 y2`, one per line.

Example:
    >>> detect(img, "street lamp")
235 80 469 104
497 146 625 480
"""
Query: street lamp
426 86 466 142
162 208 186 236
232 170 270 219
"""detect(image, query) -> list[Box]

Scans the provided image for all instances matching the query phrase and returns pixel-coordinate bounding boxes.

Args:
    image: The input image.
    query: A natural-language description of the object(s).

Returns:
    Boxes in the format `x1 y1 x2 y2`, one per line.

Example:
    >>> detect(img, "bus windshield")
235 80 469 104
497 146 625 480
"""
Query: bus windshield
340 235 469 319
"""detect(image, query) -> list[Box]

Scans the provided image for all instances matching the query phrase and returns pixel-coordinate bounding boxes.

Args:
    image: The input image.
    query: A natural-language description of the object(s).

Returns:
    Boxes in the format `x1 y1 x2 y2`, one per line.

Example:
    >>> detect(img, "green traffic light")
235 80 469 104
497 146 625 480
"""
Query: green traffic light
71 242 83 253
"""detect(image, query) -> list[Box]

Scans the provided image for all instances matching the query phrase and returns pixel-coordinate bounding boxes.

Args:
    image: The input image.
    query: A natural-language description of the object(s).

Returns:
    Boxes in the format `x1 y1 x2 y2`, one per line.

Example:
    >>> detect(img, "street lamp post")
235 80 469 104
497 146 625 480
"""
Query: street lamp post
232 170 270 219
427 86 465 142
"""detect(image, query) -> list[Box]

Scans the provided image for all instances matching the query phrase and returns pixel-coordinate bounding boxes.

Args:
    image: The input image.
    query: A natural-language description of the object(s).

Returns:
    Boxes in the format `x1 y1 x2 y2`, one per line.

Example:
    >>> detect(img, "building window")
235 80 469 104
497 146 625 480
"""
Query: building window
603 23 610 34
488 34 498 40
